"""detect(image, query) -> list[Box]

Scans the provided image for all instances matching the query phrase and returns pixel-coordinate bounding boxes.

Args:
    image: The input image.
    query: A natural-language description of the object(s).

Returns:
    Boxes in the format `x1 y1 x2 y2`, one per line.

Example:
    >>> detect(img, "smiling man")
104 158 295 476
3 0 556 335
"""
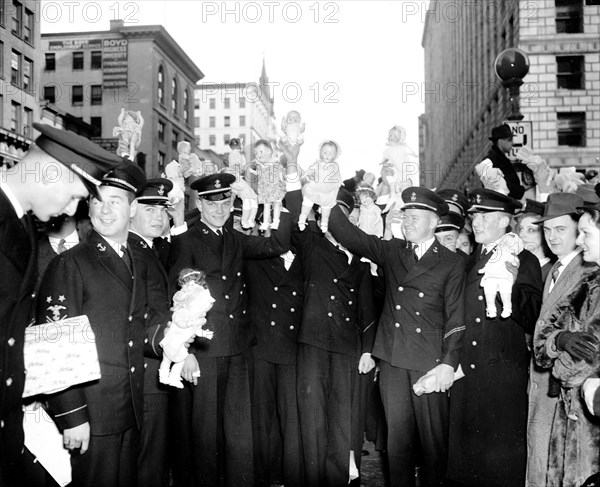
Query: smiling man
37 161 148 487
0 124 122 486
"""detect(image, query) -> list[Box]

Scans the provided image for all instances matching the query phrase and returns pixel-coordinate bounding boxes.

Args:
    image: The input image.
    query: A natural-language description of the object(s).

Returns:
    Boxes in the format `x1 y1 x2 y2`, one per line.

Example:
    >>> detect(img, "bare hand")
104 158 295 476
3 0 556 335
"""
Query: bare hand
358 353 376 374
431 364 455 393
505 259 519 278
168 197 186 227
278 138 301 164
181 354 200 385
63 422 90 454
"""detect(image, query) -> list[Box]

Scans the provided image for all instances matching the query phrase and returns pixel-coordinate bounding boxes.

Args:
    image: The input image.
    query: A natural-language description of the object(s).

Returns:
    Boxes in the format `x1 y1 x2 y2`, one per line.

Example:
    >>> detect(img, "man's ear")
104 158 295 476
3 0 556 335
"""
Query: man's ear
429 215 440 230
129 199 138 218
195 199 203 213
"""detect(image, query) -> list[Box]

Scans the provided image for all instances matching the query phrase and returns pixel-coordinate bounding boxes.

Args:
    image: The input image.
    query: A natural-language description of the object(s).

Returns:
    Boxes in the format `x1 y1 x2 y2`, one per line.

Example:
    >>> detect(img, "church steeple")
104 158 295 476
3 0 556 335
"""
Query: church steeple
259 55 274 115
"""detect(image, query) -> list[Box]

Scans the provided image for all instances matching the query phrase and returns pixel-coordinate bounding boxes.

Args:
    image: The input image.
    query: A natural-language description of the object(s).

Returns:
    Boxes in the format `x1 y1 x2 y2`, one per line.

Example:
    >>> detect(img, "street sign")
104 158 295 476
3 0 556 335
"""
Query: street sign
503 120 533 161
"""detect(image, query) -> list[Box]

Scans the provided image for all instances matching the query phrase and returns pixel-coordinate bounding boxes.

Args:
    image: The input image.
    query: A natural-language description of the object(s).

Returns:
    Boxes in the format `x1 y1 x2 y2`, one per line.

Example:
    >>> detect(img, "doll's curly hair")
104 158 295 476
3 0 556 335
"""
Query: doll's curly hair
177 268 207 288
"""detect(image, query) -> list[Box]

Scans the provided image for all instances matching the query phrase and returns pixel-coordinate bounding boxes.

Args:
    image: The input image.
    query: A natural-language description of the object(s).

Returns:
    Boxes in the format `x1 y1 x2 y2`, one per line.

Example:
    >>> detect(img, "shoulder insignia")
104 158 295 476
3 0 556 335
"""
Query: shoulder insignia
47 304 67 322
97 243 106 252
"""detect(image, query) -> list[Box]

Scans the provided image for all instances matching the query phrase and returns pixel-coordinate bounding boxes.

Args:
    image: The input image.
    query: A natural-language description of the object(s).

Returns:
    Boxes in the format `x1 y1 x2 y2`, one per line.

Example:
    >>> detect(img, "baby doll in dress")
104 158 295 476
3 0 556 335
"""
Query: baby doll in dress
177 140 204 179
113 108 144 161
159 269 214 389
255 139 286 231
298 140 342 234
226 138 258 229
280 110 305 146
478 232 524 318
356 186 383 238
380 125 419 213
475 159 510 195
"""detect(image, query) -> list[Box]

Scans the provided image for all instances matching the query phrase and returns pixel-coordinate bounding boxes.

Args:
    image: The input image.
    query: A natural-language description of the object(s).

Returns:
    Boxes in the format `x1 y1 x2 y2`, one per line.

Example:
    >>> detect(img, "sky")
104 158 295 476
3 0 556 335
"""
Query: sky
40 0 430 179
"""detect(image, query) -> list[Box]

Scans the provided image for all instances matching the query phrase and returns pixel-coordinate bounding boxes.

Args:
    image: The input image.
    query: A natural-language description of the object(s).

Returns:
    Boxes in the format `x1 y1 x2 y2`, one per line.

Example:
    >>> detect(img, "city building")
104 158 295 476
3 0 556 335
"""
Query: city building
0 0 41 166
420 0 600 190
41 19 203 176
194 59 277 164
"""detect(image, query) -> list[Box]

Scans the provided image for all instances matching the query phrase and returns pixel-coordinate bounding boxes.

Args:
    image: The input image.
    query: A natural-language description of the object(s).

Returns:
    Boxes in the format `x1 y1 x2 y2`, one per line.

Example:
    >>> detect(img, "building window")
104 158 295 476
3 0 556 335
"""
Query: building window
10 50 21 86
240 98 246 109
209 98 216 109
11 1 22 36
171 78 178 114
209 135 216 146
556 56 584 89
158 151 165 171
555 0 583 33
557 112 586 146
223 134 230 145
73 51 84 70
90 117 102 137
91 51 102 69
209 116 215 128
23 58 32 92
158 65 165 105
194 117 200 128
158 120 165 141
0 41 3 74
184 89 190 124
23 8 32 43
45 53 55 71
44 85 56 103
23 107 32 137
10 101 20 133
172 130 179 150
224 116 230 127
90 85 102 105
72 85 83 105
240 115 246 127
224 97 230 109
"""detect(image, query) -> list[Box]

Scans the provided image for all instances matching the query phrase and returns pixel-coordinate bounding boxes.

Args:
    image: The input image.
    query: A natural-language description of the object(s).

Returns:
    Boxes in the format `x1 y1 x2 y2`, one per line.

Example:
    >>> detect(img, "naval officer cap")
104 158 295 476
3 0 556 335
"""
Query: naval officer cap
101 161 146 194
190 173 236 201
33 122 124 196
468 188 522 214
401 187 449 217
436 188 469 217
137 178 173 206
435 212 465 233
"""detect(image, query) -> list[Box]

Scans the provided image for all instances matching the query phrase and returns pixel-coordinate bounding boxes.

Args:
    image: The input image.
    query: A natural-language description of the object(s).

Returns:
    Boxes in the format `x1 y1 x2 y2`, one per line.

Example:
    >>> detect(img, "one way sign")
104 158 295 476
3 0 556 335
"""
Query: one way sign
503 121 533 161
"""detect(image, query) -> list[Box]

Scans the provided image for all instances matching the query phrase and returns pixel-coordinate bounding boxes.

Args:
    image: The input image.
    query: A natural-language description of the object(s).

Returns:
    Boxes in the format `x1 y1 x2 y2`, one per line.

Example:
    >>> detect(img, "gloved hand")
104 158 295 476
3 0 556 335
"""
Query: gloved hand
556 331 599 363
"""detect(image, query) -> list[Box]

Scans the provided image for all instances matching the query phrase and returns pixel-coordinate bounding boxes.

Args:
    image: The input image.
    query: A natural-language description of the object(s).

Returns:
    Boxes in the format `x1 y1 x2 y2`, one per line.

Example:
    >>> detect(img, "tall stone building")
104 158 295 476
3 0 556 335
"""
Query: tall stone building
0 0 41 166
420 0 600 190
194 59 277 164
41 20 203 176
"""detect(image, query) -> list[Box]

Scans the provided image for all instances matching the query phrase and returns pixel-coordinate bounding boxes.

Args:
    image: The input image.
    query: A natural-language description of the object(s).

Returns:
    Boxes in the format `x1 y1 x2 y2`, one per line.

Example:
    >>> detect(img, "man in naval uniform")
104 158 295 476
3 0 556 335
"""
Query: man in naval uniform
0 123 122 486
128 178 174 487
447 188 542 487
329 186 466 487
168 173 291 487
37 162 149 487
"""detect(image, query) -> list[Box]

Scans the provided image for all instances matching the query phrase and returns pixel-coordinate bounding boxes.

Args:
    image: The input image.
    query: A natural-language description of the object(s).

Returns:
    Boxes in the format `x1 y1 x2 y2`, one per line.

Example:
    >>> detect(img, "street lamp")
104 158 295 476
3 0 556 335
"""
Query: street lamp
494 48 530 121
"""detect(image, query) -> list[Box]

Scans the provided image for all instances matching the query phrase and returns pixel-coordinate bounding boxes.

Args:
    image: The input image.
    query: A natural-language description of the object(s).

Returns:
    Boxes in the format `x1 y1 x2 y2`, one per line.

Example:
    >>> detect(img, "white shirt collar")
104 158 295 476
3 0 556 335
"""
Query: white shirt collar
557 248 582 272
0 177 25 218
411 236 436 260
101 235 126 257
48 229 79 252
201 219 223 235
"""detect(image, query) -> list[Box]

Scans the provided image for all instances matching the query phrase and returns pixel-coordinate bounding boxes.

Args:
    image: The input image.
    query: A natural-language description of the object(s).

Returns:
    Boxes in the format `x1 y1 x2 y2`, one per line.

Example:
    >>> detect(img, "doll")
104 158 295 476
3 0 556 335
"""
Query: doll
112 108 144 161
226 138 258 229
380 126 419 213
298 140 342 233
552 167 586 194
478 232 524 318
177 140 204 179
255 139 286 230
356 187 383 238
475 158 510 195
280 110 305 146
517 147 554 194
159 269 214 389
163 159 185 206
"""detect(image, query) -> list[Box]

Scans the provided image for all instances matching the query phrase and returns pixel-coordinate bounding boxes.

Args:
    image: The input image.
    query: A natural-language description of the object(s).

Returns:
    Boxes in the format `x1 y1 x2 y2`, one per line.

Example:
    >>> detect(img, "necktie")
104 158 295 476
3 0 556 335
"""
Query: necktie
551 261 562 284
121 244 133 274
215 229 223 237
412 244 419 262
57 238 67 254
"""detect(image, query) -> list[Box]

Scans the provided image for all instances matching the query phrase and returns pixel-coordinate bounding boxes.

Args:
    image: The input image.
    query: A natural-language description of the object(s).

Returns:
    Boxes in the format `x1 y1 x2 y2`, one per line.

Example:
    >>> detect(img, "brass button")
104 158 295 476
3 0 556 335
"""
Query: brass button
395 323 400 328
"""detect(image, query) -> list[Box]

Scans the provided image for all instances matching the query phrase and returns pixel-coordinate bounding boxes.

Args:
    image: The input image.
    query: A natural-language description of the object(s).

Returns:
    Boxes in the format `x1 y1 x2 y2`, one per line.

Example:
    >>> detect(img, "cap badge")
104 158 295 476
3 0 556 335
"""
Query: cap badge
410 192 417 202
452 194 458 201
476 194 482 204
214 179 221 189
157 185 165 196
97 243 106 252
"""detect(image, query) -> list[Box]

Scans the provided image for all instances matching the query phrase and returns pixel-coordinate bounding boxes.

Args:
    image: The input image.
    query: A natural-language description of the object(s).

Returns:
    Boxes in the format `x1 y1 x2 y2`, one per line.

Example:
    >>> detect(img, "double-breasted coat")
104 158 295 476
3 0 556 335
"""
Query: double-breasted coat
447 244 542 487
0 190 37 485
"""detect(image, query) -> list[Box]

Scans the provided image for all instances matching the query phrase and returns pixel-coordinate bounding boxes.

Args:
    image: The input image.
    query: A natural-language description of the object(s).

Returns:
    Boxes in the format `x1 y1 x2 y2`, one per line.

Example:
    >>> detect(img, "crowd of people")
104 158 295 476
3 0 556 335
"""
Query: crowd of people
1 121 600 487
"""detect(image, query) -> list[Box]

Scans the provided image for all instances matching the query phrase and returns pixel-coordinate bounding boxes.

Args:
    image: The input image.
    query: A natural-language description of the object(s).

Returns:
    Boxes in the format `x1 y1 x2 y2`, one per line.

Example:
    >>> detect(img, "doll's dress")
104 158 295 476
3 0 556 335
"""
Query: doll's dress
302 161 341 208
257 161 286 204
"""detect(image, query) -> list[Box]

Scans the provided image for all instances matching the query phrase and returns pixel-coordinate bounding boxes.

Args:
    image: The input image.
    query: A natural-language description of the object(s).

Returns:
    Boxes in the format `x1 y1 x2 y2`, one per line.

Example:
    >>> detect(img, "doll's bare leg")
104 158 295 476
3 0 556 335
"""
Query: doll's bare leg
498 281 513 318
271 201 282 229
320 206 331 233
382 173 398 213
168 361 185 389
158 357 172 385
260 203 272 230
241 199 252 229
483 284 498 318
298 201 313 231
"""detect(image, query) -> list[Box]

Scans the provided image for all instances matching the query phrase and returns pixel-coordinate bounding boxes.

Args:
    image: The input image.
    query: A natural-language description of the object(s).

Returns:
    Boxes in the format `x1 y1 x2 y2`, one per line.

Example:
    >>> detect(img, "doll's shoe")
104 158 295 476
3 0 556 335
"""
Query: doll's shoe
298 222 306 231
158 370 170 385
168 376 184 389
501 308 512 318
270 220 280 230
259 221 270 231
320 224 329 234
486 309 497 319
